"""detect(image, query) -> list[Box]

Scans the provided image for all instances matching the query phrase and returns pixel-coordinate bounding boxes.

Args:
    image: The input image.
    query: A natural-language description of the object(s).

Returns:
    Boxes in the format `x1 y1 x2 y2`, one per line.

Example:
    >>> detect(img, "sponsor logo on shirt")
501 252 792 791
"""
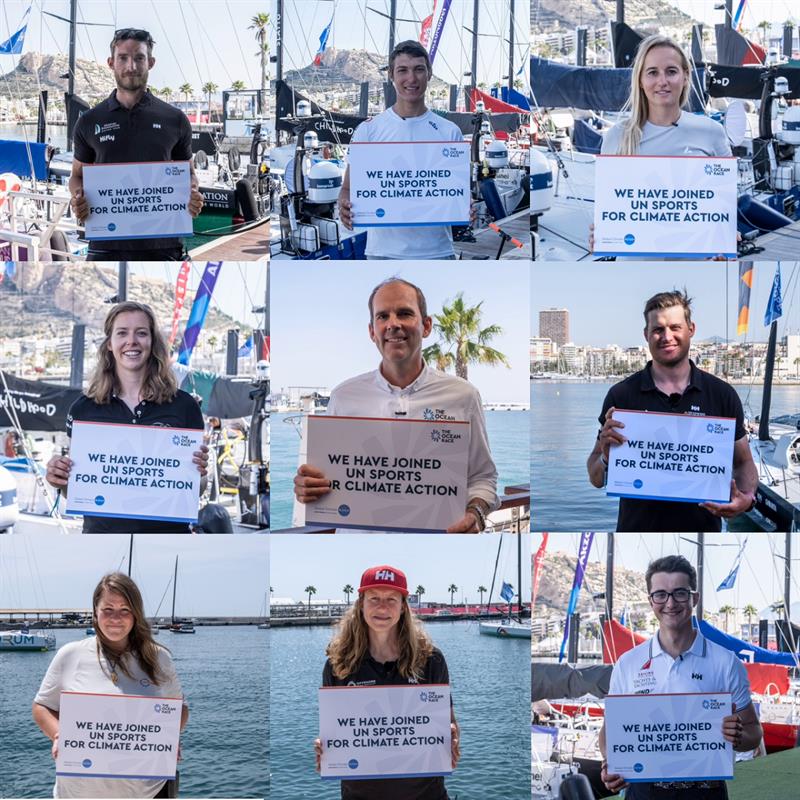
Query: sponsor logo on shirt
99 135 115 142
632 669 657 694
94 121 121 135
693 672 704 681
427 119 439 130
153 123 161 129
423 407 455 421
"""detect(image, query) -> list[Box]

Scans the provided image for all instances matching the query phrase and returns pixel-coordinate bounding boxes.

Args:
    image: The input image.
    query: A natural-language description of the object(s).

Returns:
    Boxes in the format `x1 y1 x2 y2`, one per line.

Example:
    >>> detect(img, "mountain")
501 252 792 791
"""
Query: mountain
531 0 694 31
1 52 117 101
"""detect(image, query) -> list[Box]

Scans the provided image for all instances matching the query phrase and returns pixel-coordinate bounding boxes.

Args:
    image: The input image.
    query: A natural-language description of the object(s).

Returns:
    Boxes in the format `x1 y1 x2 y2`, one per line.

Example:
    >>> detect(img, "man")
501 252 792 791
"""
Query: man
294 278 498 531
69 29 204 261
587 290 758 532
600 555 762 799
338 40 464 260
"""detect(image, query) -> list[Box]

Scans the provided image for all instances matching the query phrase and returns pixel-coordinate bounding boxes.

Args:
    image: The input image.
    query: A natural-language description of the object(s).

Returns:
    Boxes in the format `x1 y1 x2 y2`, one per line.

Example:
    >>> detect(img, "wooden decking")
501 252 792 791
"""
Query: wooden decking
189 221 269 261
750 220 800 261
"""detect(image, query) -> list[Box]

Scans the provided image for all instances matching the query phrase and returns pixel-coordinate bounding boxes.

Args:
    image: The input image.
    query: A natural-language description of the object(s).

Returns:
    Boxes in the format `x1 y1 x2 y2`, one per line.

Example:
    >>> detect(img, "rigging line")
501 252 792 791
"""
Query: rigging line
224 0 255 87
176 1 206 86
186 4 216 89
146 0 189 88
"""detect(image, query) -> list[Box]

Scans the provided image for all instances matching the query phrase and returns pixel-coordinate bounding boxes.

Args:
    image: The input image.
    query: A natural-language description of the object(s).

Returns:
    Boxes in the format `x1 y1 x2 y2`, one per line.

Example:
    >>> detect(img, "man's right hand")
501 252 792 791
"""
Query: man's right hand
294 464 332 503
46 455 72 488
601 762 627 794
599 406 626 459
71 189 89 224
338 198 353 230
314 737 322 772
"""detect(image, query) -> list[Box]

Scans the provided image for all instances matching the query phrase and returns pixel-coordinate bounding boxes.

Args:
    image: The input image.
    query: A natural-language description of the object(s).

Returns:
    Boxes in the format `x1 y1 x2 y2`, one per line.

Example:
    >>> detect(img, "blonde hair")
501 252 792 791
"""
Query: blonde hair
326 594 434 681
93 572 167 685
616 35 691 155
86 301 177 404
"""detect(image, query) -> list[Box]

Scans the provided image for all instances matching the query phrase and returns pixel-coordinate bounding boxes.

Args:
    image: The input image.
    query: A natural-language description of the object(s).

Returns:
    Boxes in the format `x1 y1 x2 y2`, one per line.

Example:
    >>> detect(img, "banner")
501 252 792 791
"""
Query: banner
177 261 223 366
594 155 737 257
56 692 182 780
737 262 753 335
531 533 549 609
82 161 192 240
558 532 594 662
304 415 469 532
168 261 191 347
65 422 202 523
348 141 470 227
319 684 451 780
606 410 736 504
605 693 733 782
0 372 81 432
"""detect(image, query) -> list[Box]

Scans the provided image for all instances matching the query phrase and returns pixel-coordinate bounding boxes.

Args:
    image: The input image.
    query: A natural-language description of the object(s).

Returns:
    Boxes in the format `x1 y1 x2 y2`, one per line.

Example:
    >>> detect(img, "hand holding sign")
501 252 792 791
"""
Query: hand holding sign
600 406 627 458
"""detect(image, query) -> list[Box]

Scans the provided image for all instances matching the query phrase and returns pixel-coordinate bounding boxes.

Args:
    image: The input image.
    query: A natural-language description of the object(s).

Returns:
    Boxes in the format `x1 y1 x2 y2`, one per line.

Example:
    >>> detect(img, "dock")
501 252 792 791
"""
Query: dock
455 209 531 260
750 220 800 261
188 222 268 261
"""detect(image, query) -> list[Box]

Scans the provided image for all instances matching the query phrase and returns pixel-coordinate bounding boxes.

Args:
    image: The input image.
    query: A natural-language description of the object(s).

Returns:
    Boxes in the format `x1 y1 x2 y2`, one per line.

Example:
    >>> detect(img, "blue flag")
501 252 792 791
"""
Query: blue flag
558 532 594 662
177 262 223 366
0 5 30 54
237 335 253 357
500 582 514 603
764 265 783 326
717 538 747 591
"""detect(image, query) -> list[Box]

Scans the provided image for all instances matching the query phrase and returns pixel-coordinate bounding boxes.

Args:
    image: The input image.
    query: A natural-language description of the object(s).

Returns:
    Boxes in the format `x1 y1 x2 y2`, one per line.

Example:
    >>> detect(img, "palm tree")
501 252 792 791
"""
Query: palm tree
343 583 354 605
743 603 758 642
161 86 173 103
415 585 425 608
448 583 458 607
305 585 317 611
202 81 219 123
231 79 246 92
423 293 509 381
179 83 193 106
248 13 270 115
477 585 487 607
757 20 770 46
719 604 735 634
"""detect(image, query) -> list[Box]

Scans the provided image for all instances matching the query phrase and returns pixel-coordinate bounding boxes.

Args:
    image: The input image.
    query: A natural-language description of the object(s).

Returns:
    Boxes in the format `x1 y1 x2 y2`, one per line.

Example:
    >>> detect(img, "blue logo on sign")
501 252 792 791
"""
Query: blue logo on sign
107 223 116 232
338 504 350 517
94 495 105 506
634 763 644 773
706 423 714 433
172 435 181 446
82 759 92 768
624 233 635 245
154 703 161 712
348 759 359 769
376 208 385 218
633 479 643 489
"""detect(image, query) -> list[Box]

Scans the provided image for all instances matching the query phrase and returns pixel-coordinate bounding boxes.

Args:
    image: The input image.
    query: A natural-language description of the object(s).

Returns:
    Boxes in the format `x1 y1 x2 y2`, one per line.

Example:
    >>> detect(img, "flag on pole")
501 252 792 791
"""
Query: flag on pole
732 0 747 32
420 1 435 47
531 533 549 610
168 261 191 347
764 264 783 326
558 532 594 663
737 261 753 336
619 604 627 627
717 538 748 591
237 335 253 357
177 262 223 365
500 582 514 603
425 0 452 65
0 5 31 55
313 17 333 67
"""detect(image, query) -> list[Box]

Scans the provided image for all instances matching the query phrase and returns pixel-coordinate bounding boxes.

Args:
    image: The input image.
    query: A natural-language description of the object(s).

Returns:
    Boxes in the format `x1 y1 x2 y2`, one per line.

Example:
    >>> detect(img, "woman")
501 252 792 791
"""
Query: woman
32 572 188 799
315 565 460 800
45 301 208 533
602 34 731 157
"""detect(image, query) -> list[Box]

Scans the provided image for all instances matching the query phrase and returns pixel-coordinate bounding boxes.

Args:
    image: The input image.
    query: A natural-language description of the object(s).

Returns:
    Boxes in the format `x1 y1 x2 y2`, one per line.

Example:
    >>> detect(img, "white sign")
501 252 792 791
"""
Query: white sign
606 693 733 782
606 410 735 504
349 141 470 227
594 155 737 257
56 692 182 780
319 684 451 780
83 161 193 240
304 415 469 532
65 421 202 523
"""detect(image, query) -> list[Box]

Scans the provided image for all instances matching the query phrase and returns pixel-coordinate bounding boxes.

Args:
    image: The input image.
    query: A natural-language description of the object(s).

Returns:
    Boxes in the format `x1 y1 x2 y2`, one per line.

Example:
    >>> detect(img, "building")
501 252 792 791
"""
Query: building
539 308 569 348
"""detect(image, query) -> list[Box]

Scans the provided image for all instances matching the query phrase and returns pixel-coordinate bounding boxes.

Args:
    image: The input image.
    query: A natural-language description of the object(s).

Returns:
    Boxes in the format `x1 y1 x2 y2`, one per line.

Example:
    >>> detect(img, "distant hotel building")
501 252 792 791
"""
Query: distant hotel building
539 308 569 348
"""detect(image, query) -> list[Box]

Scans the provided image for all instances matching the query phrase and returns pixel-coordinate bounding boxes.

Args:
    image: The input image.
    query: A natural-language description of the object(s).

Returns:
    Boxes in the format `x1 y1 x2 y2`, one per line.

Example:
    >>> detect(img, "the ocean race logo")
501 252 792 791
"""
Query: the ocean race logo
419 688 445 703
704 162 732 177
706 422 729 435
171 434 194 447
441 146 460 158
154 701 179 715
430 427 462 444
422 407 455 421
703 698 724 710
165 165 186 177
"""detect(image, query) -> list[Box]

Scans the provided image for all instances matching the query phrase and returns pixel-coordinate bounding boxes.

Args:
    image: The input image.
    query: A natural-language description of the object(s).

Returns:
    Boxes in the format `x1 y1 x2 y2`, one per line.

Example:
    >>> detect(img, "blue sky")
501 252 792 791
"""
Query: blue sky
271 261 530 404
270 532 531 605
531 261 799 347
0 533 268 617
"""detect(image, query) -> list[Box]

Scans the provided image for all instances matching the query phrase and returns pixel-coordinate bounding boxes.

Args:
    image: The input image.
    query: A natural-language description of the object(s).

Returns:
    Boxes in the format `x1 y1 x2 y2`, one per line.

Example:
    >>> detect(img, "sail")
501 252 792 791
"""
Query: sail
610 21 644 68
715 23 766 66
437 110 525 136
497 86 530 111
532 662 612 701
698 619 799 666
0 372 81 431
706 63 800 99
469 87 527 114
172 366 254 419
602 618 647 664
743 662 790 695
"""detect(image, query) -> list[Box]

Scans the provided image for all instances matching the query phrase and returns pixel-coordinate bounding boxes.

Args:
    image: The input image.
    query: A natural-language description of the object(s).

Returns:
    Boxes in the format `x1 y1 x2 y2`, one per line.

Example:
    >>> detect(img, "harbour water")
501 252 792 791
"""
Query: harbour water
531 381 800 531
269 410 530 530
268 620 529 800
0 123 67 151
0 626 268 799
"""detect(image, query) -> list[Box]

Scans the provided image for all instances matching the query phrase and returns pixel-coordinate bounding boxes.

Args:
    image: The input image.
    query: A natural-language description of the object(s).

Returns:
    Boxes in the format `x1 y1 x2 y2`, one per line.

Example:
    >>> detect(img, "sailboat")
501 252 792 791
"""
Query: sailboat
478 533 530 638
0 628 56 651
169 555 196 634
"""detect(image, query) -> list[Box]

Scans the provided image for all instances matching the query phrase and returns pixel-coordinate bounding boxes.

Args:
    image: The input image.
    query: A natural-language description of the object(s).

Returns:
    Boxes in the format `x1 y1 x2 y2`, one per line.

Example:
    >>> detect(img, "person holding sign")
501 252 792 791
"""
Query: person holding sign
337 40 465 259
69 29 204 261
315 564 460 799
599 555 762 799
32 572 188 799
587 290 757 531
45 301 208 532
293 278 498 531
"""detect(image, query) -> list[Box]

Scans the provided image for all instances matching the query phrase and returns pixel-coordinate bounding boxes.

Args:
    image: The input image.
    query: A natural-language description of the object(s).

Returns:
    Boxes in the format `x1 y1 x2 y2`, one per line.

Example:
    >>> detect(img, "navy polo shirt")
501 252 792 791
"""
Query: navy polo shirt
599 361 747 532
73 89 192 252
322 647 451 800
66 390 204 533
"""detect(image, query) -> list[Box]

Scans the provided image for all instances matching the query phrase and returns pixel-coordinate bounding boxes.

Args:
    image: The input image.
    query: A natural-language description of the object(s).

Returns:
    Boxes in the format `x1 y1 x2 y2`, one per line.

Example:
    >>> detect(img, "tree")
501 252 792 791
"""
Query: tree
719 604 735 634
448 583 458 607
161 86 173 103
343 584 354 605
415 585 425 608
305 585 317 610
757 20 770 46
477 585 487 607
423 293 509 381
179 83 193 105
231 79 246 92
743 603 758 642
248 13 270 115
202 81 219 123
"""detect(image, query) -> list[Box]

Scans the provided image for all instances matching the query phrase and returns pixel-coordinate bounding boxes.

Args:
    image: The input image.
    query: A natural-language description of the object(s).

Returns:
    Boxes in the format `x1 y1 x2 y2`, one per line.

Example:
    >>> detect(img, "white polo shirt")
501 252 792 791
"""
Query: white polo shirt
326 363 498 510
609 629 751 712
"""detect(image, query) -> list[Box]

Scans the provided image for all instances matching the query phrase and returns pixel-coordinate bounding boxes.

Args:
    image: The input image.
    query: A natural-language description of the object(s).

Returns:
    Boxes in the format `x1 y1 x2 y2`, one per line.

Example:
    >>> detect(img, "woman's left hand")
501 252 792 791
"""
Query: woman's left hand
192 444 210 476
450 723 460 768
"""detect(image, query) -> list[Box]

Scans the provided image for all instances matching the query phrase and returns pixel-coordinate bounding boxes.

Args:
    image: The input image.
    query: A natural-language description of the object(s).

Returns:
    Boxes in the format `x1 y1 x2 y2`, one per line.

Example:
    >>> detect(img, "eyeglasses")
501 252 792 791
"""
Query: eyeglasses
649 588 693 604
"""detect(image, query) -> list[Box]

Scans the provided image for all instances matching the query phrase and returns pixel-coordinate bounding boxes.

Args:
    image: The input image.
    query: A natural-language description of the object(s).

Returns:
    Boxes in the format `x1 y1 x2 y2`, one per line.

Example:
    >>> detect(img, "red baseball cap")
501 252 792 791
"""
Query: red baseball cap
358 565 408 596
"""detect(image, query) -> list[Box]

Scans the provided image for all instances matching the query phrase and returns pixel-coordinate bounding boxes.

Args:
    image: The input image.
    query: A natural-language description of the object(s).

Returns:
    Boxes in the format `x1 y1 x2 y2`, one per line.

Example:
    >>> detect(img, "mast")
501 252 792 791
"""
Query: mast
470 0 479 94
117 263 128 302
616 0 625 25
785 531 791 623
127 534 133 578
724 0 733 30
171 555 178 624
696 533 705 622
605 532 614 621
517 528 522 620
388 0 397 56
506 0 515 91
758 321 778 440
67 0 77 148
